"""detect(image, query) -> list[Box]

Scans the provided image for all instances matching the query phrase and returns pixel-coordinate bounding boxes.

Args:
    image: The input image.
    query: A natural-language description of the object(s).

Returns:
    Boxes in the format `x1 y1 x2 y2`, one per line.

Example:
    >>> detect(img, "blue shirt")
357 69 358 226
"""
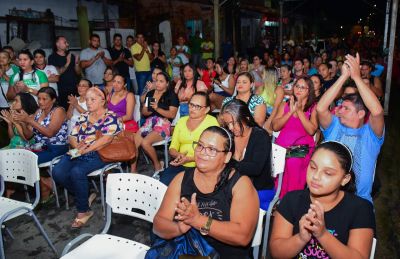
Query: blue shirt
321 116 384 203
308 67 318 76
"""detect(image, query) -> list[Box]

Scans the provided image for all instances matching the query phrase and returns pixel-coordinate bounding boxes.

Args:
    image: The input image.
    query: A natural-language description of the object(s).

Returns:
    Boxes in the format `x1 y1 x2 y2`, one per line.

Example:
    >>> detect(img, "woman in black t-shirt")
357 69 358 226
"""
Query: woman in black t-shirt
131 72 178 173
153 126 259 259
270 141 375 259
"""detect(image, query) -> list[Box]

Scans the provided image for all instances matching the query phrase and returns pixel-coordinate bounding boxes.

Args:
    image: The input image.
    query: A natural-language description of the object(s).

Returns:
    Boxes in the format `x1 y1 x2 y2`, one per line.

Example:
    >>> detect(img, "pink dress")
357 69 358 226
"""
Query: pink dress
275 103 315 198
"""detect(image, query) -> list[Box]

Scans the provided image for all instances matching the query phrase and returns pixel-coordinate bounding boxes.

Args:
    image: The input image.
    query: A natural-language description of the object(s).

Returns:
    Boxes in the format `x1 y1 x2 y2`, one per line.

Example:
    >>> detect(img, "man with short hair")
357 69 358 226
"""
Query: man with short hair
108 33 133 91
33 49 59 95
360 60 383 99
317 53 384 203
175 35 191 65
318 63 335 90
130 33 151 95
48 36 80 109
126 35 138 94
80 34 112 85
293 58 304 79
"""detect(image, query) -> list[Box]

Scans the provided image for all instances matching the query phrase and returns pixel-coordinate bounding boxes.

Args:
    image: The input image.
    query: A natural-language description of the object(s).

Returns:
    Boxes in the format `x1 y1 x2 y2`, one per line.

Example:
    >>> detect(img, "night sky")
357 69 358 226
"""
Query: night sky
282 0 388 37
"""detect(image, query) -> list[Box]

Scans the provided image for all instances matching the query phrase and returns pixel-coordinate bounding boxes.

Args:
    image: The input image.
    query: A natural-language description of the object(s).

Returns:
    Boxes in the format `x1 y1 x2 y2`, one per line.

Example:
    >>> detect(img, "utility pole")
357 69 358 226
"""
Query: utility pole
383 0 392 51
384 0 398 115
214 0 220 59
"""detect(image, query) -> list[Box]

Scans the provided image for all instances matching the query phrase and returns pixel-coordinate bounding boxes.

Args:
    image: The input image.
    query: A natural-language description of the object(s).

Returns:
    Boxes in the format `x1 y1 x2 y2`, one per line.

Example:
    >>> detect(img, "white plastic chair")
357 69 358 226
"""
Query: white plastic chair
0 149 58 258
133 95 141 122
260 143 287 259
60 173 167 259
252 209 267 259
370 238 377 259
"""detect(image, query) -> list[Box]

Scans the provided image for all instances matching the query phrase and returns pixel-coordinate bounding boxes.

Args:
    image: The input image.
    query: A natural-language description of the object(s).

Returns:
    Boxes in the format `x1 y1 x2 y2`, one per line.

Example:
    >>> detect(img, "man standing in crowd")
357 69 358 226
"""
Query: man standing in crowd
175 35 190 65
33 49 59 95
189 30 202 68
360 60 383 99
317 53 384 203
108 33 133 91
48 36 80 109
293 58 304 79
200 33 214 66
126 35 138 94
130 33 151 95
80 34 112 86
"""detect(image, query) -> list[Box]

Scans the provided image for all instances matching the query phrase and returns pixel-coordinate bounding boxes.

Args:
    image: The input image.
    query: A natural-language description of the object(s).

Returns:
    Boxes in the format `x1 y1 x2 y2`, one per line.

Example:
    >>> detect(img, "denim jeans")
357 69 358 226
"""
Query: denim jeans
159 165 187 186
52 151 107 212
135 71 151 95
35 144 68 164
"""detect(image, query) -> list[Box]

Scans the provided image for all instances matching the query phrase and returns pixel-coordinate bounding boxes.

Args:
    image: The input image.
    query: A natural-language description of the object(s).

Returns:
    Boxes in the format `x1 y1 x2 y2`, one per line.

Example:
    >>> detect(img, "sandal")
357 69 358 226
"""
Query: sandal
88 193 97 208
71 211 94 229
40 193 55 205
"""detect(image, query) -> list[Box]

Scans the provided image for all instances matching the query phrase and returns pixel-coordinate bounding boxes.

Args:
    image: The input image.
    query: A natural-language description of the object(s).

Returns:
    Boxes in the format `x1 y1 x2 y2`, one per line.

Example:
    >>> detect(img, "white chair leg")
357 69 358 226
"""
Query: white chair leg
0 226 5 259
4 226 14 240
51 178 60 208
30 211 58 256
100 173 105 218
164 141 169 168
91 179 99 193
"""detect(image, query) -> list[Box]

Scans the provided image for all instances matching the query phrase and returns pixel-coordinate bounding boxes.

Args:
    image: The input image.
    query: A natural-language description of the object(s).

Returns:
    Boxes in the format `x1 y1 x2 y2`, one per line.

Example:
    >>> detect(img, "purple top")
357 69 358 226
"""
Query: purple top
107 93 127 118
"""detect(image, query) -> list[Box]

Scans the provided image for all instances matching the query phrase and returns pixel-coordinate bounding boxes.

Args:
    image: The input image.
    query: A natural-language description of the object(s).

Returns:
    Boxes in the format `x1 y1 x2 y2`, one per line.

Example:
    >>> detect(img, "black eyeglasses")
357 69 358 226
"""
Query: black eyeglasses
192 141 227 157
189 102 206 111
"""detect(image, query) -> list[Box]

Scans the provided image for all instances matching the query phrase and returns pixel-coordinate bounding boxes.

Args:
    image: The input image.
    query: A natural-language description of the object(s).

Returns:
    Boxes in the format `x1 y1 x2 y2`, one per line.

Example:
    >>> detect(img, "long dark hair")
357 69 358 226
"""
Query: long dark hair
314 141 356 193
156 71 173 93
201 126 237 191
18 49 37 81
221 99 258 136
38 87 59 109
293 76 316 112
16 93 38 115
178 63 199 93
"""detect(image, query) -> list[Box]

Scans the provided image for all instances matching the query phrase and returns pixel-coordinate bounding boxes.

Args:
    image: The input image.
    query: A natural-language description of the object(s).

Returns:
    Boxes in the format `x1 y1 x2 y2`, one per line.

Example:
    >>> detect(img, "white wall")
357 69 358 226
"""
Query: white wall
0 0 119 47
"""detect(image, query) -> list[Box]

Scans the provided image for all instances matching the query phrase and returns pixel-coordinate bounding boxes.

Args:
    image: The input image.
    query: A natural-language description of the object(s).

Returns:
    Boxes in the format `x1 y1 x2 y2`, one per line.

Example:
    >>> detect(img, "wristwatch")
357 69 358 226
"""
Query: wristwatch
200 216 213 236
28 88 34 93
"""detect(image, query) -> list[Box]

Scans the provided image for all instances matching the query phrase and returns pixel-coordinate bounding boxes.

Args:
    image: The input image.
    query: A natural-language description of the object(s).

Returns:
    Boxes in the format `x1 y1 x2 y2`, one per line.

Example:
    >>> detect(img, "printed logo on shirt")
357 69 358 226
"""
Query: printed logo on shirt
298 229 337 259
198 200 224 221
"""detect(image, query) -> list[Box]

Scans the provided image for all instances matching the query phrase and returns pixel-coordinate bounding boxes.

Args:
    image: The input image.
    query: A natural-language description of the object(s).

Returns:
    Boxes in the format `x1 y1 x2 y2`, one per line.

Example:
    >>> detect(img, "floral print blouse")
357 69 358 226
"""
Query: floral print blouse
71 111 123 145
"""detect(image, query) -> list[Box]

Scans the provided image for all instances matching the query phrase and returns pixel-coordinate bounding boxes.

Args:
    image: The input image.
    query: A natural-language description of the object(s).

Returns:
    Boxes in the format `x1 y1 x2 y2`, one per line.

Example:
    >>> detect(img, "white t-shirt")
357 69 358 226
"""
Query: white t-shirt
68 99 87 134
175 45 190 64
38 65 59 95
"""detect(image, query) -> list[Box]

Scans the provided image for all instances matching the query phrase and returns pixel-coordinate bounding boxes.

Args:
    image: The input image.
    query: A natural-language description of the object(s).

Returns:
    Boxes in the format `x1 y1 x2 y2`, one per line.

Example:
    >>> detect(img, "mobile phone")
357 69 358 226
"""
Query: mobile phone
146 97 156 107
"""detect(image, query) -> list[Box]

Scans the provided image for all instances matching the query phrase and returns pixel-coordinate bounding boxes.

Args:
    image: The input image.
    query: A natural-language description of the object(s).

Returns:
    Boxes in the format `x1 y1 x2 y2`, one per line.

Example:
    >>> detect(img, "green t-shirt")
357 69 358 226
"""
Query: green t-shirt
189 36 202 54
10 69 48 91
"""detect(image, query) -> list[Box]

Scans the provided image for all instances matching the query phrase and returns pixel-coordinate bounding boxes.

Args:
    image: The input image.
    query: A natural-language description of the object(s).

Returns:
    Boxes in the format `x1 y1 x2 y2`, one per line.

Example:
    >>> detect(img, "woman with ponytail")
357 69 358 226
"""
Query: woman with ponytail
270 141 375 259
153 126 259 258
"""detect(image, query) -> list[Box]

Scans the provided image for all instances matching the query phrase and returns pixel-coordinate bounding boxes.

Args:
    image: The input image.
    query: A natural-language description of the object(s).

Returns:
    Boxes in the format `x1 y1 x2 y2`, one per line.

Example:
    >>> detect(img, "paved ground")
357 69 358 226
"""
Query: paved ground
2 87 400 259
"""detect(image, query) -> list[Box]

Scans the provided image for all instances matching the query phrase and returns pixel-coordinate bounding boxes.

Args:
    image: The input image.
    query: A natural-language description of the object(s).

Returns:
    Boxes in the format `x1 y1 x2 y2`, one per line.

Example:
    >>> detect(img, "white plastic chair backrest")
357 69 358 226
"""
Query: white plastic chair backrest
272 131 280 143
251 209 266 247
133 95 141 122
271 143 286 178
106 173 167 223
171 106 181 126
369 238 377 259
0 149 39 187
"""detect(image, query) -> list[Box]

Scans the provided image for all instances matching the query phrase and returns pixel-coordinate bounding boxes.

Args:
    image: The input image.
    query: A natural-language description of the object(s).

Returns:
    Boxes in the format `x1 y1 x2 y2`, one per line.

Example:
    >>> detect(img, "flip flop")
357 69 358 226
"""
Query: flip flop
88 193 97 208
71 211 94 229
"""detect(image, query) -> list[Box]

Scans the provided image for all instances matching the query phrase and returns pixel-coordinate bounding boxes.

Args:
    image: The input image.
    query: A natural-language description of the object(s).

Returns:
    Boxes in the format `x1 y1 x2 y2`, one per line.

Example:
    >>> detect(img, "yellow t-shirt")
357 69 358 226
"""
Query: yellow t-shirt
169 115 219 167
130 43 150 72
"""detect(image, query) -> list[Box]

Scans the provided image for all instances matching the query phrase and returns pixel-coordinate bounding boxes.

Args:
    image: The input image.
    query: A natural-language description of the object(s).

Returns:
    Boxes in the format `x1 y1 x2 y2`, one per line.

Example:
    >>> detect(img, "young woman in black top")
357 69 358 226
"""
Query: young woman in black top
153 126 259 259
270 141 375 259
220 99 274 210
131 72 178 173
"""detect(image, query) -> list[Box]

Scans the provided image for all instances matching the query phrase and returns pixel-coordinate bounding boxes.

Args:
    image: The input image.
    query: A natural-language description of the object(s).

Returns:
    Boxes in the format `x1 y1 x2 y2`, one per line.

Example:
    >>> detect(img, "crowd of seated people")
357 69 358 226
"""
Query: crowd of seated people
0 31 387 258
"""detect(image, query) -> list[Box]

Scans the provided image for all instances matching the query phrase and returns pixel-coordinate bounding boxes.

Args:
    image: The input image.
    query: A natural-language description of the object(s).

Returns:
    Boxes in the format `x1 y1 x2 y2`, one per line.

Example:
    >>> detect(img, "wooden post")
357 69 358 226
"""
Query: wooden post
76 3 90 49
214 0 220 59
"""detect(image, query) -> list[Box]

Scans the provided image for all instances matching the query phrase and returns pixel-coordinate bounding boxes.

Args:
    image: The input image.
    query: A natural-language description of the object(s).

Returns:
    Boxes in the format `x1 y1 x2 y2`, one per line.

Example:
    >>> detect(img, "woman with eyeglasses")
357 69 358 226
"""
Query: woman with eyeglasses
270 141 375 259
272 76 317 198
220 99 274 210
159 92 219 185
153 126 259 258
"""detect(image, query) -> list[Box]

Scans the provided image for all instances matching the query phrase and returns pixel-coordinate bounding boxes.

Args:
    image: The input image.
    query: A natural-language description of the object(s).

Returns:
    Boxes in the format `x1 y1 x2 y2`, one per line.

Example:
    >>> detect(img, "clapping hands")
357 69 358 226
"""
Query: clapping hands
174 193 201 234
299 200 327 243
